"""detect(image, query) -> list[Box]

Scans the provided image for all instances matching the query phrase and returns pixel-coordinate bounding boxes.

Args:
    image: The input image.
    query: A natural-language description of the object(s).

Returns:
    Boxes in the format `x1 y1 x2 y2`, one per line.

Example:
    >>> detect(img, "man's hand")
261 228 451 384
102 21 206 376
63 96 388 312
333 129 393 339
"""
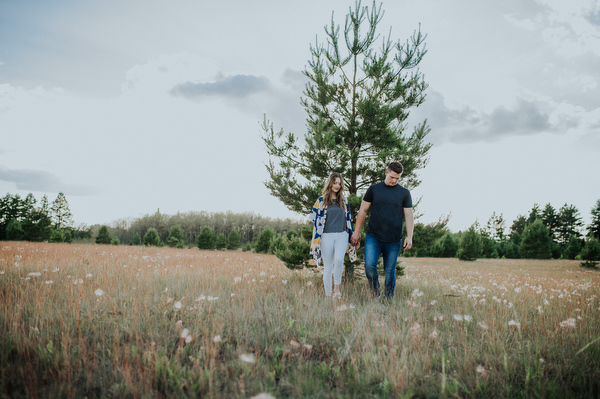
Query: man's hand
403 237 413 251
351 231 361 248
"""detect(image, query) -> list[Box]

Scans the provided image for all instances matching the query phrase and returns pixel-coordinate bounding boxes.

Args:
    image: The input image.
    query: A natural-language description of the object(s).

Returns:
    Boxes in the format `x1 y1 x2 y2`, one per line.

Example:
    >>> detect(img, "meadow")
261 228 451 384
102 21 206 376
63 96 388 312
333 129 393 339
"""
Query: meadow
1 242 599 398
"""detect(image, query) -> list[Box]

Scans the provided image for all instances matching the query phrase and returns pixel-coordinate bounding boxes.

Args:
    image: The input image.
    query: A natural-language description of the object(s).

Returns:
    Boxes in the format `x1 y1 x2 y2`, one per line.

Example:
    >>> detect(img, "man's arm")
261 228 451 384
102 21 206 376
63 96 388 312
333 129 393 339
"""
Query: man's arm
351 200 371 247
403 207 414 250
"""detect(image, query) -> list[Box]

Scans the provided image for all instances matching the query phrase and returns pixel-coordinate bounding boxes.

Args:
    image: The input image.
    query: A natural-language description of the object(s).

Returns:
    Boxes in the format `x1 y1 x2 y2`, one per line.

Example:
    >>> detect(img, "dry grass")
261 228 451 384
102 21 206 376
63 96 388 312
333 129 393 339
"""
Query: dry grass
1 242 599 398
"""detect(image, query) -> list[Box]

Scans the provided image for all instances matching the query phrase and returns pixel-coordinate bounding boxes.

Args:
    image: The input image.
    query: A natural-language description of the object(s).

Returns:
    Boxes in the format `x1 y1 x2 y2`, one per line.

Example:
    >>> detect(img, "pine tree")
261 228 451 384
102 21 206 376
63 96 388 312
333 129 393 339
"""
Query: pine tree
50 192 73 229
255 227 275 254
166 225 184 247
196 227 216 250
96 226 112 244
557 203 584 245
215 233 227 250
588 199 600 240
457 225 482 261
227 229 241 250
143 228 161 246
519 219 552 259
541 203 559 242
261 1 430 216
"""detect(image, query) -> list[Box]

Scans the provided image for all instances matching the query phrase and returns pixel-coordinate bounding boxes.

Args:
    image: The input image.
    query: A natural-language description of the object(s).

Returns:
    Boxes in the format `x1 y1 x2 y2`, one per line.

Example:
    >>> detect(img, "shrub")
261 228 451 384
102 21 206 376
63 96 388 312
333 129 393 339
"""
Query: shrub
49 229 65 243
227 229 241 250
457 225 481 261
143 228 161 246
215 233 227 250
95 226 112 245
111 237 120 245
197 226 216 250
273 236 311 269
255 227 275 253
580 238 600 268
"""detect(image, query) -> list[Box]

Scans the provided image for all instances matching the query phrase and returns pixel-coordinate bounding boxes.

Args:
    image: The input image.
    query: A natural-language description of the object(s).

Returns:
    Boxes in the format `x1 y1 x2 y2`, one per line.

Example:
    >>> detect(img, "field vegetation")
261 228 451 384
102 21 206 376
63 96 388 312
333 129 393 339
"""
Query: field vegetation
1 242 599 398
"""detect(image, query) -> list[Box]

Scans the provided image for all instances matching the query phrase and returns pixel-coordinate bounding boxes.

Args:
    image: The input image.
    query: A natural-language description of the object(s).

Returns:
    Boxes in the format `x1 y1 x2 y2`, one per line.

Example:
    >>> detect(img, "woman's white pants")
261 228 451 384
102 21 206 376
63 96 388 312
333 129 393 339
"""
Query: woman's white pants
320 231 348 296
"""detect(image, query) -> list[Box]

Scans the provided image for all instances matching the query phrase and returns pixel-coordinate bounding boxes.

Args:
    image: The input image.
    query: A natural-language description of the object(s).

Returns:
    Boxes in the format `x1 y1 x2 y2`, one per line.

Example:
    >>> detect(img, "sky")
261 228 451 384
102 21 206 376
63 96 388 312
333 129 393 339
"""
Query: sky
1 0 599 233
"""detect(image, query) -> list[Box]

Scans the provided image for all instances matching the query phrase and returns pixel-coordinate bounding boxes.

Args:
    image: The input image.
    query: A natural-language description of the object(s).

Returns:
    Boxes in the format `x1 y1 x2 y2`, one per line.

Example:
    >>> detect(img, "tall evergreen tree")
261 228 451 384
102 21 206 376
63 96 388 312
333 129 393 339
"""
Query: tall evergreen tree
50 192 73 229
519 219 552 259
541 203 559 242
588 199 600 240
457 225 482 261
557 203 584 245
527 204 541 225
261 1 431 216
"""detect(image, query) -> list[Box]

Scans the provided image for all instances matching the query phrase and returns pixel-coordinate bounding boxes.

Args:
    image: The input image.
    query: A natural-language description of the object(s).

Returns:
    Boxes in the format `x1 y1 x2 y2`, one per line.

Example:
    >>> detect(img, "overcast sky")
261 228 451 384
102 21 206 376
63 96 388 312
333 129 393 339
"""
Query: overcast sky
1 0 599 233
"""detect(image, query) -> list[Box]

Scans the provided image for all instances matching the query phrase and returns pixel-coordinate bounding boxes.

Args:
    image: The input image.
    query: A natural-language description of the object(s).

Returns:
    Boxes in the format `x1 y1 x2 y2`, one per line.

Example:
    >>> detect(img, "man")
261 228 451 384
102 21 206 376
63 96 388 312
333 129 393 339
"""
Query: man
350 162 414 299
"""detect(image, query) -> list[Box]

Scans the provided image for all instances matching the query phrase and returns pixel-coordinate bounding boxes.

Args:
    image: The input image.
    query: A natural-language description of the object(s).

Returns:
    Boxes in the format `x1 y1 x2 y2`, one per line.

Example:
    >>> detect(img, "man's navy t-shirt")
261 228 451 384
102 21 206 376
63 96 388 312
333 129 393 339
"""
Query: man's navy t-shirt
363 182 412 243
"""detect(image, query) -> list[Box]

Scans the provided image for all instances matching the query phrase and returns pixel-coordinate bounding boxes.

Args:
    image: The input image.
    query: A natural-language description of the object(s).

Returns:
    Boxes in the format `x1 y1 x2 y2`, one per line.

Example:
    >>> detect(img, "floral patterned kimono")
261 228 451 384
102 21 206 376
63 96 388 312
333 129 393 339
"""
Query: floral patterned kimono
308 196 358 267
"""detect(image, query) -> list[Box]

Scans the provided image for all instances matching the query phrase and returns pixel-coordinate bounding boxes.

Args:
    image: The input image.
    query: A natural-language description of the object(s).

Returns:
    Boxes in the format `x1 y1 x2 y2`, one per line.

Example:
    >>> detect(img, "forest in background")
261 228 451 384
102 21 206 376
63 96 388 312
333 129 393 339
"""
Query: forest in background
1 192 599 268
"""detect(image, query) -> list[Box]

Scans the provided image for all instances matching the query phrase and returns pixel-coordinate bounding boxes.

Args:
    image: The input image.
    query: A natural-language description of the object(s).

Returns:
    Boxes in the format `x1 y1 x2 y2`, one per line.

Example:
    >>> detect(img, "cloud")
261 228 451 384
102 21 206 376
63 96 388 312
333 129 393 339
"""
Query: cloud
170 74 271 99
586 8 600 26
0 166 98 196
413 91 580 145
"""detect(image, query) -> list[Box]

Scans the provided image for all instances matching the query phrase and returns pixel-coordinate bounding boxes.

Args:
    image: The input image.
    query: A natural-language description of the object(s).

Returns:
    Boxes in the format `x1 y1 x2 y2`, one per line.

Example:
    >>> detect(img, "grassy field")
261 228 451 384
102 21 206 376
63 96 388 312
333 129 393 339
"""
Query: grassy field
1 242 599 398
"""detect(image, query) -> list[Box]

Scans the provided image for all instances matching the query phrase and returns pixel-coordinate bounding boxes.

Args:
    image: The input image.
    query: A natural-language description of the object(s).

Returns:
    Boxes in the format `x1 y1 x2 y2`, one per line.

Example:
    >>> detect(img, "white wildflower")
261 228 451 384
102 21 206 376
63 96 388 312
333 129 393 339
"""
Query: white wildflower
508 320 520 327
213 335 222 343
28 272 41 277
174 301 182 309
453 314 464 321
560 318 576 328
239 353 256 363
45 280 53 284
478 321 489 330
94 289 104 297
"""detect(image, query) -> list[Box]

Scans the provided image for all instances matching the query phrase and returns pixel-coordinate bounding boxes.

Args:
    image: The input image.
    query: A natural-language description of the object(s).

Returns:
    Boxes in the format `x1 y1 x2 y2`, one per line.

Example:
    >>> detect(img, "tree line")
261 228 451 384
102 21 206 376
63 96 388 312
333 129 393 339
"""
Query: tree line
407 200 600 266
0 192 88 242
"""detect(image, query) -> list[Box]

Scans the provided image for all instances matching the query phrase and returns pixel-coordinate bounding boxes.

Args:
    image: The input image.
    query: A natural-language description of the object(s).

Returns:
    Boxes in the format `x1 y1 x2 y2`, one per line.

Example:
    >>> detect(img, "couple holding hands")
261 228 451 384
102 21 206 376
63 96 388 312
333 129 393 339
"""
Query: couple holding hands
308 162 414 300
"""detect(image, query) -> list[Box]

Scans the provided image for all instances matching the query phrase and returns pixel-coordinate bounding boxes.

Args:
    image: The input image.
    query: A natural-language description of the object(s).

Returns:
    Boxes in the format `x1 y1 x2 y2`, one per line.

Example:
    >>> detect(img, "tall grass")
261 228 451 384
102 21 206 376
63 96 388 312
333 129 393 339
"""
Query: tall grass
1 242 599 398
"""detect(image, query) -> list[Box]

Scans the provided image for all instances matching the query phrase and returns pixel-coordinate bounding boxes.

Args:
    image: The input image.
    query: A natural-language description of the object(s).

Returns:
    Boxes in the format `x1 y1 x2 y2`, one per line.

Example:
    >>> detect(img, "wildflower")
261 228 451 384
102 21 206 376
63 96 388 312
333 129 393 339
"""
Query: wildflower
180 328 190 339
290 340 300 349
234 277 241 284
175 320 183 327
307 281 313 286
478 322 489 330
514 287 522 293
479 298 486 304
408 322 421 337
52 268 59 272
544 299 550 305
73 279 83 284
508 320 520 327
560 318 576 328
231 293 236 297
429 329 438 340
207 296 219 301
463 315 472 322
239 353 256 363
411 288 424 298
476 365 489 379
86 273 92 278
95 289 104 297
282 280 287 285
303 344 313 350
45 280 53 284
174 301 182 309
250 393 276 399
28 272 41 277
0 271 4 275
213 335 222 343
430 300 437 306
196 295 206 301
537 305 543 314
336 304 348 312
453 315 464 321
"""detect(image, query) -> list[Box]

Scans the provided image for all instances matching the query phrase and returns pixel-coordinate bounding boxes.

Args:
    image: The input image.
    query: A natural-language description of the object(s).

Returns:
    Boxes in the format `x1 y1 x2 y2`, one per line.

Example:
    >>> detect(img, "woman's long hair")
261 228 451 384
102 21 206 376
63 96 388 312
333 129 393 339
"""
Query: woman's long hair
322 172 345 209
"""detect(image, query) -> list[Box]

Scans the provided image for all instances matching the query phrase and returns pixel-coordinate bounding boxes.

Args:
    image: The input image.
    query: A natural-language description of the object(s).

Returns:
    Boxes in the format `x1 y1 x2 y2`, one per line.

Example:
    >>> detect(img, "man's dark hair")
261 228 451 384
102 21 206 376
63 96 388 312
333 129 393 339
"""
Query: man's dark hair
387 161 404 174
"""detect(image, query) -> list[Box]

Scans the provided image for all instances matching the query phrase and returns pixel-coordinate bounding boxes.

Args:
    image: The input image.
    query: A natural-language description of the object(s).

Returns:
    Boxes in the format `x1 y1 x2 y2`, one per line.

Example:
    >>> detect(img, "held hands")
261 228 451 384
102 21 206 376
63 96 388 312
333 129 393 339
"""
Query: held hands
350 231 361 248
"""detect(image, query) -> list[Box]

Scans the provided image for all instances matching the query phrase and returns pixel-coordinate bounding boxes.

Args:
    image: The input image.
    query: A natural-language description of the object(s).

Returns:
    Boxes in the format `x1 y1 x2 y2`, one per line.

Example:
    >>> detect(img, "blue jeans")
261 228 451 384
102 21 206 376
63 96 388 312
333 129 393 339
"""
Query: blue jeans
364 234 402 298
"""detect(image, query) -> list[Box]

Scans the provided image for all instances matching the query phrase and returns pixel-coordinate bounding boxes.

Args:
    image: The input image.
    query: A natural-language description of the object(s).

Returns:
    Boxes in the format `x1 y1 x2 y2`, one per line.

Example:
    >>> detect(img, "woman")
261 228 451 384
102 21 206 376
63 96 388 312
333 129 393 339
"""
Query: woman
309 172 357 298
